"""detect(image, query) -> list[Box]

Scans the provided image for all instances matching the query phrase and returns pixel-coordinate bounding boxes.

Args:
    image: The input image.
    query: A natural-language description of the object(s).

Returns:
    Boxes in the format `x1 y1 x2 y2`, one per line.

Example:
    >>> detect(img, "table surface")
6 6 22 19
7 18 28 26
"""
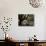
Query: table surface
0 40 5 42
1 39 46 43
9 40 46 43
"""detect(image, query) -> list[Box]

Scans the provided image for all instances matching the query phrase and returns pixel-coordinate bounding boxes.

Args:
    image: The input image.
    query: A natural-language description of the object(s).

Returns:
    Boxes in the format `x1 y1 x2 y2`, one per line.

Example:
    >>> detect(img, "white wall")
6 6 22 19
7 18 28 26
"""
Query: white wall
0 0 46 40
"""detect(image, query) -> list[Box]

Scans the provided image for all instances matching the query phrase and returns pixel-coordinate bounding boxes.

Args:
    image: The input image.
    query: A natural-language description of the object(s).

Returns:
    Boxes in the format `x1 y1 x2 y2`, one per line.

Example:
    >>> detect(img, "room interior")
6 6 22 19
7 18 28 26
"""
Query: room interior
0 0 46 46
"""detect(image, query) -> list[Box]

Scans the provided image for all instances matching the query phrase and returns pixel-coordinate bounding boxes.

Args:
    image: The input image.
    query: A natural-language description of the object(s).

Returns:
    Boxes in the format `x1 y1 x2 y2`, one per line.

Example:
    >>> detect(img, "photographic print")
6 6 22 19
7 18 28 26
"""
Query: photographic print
29 0 43 8
18 14 34 26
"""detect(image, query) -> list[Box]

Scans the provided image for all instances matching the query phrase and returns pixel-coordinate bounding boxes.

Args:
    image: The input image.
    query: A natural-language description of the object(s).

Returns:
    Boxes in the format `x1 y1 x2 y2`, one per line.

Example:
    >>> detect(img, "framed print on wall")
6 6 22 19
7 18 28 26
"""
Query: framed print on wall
18 14 34 26
29 0 44 8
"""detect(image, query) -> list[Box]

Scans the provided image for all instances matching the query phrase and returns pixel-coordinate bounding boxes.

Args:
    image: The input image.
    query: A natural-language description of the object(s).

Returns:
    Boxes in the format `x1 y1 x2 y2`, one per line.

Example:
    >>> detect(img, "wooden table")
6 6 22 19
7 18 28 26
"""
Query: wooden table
13 40 46 46
5 39 46 46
